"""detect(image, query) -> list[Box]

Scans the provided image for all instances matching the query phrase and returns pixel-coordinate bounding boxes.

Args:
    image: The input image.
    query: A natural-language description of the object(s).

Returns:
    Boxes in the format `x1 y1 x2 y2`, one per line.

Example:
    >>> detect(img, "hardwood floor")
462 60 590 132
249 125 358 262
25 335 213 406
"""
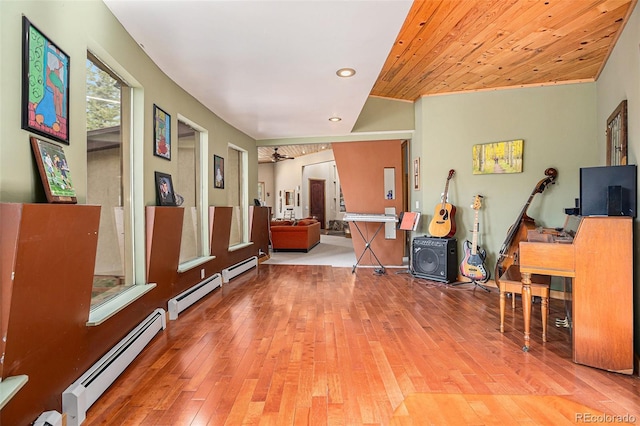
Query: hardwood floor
84 265 640 425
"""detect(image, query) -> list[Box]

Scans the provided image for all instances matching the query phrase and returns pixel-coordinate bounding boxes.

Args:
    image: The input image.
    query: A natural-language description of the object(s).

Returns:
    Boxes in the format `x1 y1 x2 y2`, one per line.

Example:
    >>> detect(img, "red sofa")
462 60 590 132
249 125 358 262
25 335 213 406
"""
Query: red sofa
270 218 321 252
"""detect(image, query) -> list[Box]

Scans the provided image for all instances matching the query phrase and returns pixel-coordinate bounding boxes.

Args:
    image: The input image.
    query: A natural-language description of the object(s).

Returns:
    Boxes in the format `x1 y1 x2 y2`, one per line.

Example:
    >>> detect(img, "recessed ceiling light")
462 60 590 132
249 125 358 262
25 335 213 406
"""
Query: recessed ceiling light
336 68 356 78
328 116 342 122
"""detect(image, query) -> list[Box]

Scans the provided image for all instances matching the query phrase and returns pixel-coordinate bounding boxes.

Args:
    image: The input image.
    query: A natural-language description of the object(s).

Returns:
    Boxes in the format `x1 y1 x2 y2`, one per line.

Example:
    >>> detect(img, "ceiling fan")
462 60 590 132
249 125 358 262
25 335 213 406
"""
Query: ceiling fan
271 147 294 162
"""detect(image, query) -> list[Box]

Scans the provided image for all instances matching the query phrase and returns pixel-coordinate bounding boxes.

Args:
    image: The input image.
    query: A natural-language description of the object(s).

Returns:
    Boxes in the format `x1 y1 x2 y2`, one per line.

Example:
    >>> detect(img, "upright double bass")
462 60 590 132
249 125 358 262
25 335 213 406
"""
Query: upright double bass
494 168 558 282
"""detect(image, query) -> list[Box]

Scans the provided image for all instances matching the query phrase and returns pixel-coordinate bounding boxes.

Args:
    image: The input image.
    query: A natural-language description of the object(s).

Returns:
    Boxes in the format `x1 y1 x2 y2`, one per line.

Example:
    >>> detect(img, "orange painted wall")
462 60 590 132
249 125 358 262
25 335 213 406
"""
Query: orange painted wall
332 140 405 266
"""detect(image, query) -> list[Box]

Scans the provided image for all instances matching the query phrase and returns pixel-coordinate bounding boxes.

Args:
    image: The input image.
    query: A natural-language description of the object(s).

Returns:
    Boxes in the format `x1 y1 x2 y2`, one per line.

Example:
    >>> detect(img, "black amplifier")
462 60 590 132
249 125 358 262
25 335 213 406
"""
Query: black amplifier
411 237 458 283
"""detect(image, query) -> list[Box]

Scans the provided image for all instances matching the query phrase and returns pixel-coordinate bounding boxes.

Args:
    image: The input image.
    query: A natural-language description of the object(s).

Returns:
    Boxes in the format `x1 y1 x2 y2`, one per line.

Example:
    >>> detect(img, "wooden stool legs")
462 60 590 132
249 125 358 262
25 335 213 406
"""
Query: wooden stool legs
499 290 506 333
498 265 550 347
541 295 548 343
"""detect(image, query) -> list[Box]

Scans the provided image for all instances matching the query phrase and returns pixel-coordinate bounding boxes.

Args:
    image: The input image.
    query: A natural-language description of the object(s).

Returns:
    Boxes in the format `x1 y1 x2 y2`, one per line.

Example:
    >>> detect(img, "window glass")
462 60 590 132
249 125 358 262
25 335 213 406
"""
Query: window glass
227 146 247 246
86 54 132 307
177 121 202 263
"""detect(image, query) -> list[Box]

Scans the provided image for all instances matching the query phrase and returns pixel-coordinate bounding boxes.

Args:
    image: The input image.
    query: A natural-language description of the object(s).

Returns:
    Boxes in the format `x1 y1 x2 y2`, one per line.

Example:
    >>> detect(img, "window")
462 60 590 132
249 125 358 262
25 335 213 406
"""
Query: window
227 145 248 247
86 52 152 324
86 53 131 307
176 117 210 267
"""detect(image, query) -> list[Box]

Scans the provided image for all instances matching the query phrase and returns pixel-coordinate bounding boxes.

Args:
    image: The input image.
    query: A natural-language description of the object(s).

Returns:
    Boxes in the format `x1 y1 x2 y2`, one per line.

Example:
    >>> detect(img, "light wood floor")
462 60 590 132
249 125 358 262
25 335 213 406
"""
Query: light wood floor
84 265 640 425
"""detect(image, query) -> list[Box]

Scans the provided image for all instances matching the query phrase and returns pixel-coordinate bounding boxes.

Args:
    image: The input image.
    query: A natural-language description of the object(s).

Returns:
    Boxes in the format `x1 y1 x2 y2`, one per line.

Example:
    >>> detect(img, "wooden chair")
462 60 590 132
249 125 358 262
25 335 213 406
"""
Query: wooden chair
499 264 551 342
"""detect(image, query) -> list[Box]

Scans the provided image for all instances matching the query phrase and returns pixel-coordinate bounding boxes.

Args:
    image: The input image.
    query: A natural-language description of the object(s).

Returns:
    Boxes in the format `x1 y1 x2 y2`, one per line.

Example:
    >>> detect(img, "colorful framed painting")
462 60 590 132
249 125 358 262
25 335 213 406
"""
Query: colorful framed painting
22 16 70 144
472 139 524 175
154 171 177 206
214 155 224 189
153 104 171 160
30 136 77 203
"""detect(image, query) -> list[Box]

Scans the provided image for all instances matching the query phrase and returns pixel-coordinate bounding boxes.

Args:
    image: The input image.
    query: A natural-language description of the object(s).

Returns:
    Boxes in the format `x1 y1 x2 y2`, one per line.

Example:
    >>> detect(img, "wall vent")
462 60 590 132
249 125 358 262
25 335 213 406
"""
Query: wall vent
221 256 258 283
62 308 166 426
168 273 222 320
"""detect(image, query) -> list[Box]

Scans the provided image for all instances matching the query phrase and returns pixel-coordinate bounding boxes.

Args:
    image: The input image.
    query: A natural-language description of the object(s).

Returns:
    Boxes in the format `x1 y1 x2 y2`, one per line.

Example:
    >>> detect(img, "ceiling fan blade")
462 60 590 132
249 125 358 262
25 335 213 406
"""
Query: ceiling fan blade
271 147 294 162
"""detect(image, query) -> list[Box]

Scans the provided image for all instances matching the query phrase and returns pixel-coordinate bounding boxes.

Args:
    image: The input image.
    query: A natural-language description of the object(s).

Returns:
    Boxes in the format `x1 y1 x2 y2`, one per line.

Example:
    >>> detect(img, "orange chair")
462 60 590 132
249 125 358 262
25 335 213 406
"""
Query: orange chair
498 264 551 342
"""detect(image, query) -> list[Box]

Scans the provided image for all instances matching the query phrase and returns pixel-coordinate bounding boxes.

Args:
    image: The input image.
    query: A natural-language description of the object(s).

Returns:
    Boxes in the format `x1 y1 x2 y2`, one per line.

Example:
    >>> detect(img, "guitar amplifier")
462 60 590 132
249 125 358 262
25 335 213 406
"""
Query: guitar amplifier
411 237 458 283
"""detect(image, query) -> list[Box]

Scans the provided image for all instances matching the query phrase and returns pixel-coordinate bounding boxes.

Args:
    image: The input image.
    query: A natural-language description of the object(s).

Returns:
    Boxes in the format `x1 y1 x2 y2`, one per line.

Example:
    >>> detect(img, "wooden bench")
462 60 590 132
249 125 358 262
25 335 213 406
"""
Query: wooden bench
498 264 551 342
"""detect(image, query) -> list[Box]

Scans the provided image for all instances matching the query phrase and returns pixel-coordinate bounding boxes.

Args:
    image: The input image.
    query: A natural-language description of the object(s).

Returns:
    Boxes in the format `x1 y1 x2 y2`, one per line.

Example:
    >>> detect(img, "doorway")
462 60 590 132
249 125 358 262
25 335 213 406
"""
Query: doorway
309 179 326 229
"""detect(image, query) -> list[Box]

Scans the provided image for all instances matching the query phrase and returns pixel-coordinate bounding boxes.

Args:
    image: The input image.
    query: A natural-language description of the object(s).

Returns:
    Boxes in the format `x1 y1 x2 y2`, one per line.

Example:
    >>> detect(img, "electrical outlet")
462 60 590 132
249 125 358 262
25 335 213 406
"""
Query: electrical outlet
200 268 205 279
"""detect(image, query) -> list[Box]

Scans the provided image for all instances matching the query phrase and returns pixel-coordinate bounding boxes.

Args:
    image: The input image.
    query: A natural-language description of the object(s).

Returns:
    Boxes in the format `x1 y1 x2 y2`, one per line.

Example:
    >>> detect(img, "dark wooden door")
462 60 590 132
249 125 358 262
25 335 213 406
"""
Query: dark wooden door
309 179 325 229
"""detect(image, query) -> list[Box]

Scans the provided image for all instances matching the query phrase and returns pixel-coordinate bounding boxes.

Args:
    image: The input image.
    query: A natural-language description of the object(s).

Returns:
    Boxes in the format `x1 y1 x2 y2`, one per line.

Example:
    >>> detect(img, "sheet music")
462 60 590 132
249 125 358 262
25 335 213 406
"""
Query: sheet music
398 212 420 231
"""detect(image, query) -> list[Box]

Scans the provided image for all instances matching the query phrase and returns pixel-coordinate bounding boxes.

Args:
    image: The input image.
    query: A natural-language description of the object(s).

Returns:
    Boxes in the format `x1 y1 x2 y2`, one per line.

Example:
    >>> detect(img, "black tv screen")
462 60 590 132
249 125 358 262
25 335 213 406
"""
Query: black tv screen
580 165 637 217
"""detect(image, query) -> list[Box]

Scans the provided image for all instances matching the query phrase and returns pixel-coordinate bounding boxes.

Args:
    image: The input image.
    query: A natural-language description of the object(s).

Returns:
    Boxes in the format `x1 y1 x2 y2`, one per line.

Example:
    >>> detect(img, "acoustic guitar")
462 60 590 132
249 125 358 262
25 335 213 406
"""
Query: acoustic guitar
428 169 456 237
459 195 490 283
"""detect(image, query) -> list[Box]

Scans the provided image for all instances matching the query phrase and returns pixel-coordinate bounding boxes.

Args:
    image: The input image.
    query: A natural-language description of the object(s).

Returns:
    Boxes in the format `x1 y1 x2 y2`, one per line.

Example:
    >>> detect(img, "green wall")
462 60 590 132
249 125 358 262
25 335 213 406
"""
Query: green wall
413 83 598 270
0 0 257 205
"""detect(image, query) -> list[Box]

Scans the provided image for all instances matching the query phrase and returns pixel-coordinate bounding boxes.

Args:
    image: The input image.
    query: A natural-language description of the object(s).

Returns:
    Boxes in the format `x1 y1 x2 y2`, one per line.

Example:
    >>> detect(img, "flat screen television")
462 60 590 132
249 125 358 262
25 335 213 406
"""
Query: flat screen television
580 165 637 217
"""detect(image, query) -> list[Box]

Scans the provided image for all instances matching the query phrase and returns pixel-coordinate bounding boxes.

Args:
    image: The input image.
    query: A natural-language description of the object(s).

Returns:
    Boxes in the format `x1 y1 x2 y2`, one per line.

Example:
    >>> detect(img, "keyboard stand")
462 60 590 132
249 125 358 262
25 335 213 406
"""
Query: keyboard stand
350 221 387 274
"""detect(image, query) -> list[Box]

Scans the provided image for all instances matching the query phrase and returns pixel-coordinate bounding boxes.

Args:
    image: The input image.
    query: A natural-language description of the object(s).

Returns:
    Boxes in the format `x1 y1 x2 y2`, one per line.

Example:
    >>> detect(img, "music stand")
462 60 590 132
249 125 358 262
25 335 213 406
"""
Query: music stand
397 212 421 275
398 211 421 232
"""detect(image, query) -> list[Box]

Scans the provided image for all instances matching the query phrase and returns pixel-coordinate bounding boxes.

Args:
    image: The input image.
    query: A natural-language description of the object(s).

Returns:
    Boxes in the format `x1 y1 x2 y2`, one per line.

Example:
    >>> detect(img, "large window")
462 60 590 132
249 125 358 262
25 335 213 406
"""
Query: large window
177 121 199 263
177 118 209 266
227 145 248 247
86 53 131 307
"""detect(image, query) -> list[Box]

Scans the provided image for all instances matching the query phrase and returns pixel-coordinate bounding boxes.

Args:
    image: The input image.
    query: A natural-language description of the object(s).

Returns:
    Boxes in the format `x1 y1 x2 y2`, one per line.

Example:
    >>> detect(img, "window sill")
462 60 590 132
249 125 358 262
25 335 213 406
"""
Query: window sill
178 256 215 273
0 375 28 410
87 284 156 326
228 242 253 252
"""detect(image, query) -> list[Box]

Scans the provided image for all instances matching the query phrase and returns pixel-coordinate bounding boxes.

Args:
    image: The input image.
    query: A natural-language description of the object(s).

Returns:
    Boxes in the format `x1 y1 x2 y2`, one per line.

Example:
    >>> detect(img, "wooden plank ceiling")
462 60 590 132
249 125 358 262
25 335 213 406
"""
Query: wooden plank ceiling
258 0 636 162
372 0 637 100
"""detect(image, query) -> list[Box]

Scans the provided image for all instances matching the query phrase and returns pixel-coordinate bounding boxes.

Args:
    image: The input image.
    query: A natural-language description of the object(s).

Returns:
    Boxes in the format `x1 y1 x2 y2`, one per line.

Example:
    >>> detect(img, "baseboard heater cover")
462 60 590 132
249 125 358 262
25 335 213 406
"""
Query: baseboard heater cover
34 410 63 426
62 308 166 426
168 273 222 320
222 256 258 283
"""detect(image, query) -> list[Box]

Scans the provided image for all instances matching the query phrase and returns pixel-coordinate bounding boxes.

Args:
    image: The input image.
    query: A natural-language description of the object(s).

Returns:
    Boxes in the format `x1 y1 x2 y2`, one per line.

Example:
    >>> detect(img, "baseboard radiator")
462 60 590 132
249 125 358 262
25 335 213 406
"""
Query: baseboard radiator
221 256 258 283
34 410 63 426
62 308 166 426
168 273 222 320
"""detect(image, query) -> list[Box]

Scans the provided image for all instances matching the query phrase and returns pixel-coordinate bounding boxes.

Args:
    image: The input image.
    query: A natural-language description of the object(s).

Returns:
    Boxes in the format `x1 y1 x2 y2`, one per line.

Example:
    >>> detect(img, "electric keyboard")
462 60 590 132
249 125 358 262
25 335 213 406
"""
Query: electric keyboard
343 212 397 274
343 212 397 222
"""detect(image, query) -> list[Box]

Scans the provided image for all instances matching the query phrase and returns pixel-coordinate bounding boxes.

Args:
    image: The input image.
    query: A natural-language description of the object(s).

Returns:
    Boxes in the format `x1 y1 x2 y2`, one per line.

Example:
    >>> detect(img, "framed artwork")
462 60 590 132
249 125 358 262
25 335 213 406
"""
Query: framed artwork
606 100 627 166
154 171 177 206
413 157 421 190
30 136 76 203
285 190 294 207
214 155 224 188
22 16 70 144
153 104 171 160
472 139 523 175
